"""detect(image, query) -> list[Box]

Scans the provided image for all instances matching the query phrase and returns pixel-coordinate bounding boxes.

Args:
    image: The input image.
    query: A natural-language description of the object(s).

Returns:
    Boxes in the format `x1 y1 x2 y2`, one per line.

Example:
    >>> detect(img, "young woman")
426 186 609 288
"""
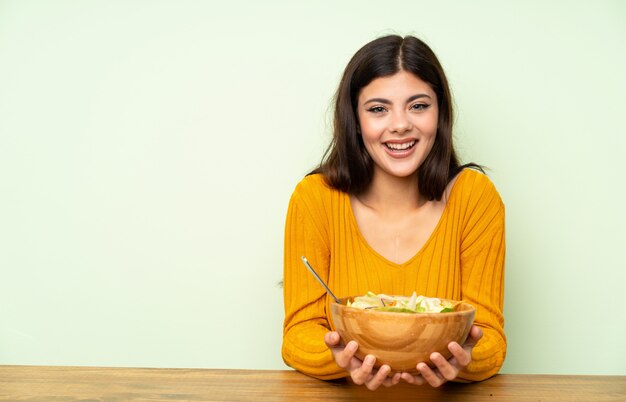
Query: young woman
282 35 506 390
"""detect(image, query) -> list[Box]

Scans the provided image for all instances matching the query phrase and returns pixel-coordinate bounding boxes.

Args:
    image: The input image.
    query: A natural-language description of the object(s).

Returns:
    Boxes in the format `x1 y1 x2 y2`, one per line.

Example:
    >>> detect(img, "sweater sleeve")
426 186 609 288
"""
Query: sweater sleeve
456 172 507 381
281 181 347 379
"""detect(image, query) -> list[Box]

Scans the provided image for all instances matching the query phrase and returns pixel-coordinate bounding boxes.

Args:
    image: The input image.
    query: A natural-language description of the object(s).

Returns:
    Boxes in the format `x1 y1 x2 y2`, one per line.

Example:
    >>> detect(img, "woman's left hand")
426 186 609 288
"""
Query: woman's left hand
400 325 483 387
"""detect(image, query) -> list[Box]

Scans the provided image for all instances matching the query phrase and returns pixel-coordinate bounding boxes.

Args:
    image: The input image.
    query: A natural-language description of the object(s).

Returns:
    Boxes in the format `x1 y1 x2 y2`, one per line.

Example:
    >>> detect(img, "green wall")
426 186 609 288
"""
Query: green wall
1 0 624 375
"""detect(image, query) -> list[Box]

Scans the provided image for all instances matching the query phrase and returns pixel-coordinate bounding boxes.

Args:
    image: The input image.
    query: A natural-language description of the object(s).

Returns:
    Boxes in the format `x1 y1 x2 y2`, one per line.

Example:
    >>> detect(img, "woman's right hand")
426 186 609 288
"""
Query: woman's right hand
324 331 401 390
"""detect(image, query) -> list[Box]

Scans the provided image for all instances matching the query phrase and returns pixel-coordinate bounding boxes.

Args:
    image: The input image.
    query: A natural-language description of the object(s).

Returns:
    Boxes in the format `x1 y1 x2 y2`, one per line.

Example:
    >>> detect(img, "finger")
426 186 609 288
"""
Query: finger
430 352 459 381
323 331 341 347
382 372 402 387
448 342 471 367
334 341 358 369
400 372 425 385
351 354 376 385
365 364 390 391
417 362 446 388
465 325 483 348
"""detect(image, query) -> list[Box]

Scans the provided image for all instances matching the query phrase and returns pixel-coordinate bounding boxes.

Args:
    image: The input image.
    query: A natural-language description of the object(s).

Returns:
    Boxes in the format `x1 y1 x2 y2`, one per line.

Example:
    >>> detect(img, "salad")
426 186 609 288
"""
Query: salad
347 291 455 313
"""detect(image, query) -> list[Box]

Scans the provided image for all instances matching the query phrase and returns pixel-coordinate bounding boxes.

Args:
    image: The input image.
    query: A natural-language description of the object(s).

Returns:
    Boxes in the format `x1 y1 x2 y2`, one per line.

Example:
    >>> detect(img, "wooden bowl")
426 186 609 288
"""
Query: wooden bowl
330 297 475 373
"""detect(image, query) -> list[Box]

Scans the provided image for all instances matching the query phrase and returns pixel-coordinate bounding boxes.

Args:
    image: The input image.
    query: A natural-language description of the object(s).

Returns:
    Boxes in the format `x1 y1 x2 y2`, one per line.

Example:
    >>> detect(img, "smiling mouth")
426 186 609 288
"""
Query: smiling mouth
385 140 416 151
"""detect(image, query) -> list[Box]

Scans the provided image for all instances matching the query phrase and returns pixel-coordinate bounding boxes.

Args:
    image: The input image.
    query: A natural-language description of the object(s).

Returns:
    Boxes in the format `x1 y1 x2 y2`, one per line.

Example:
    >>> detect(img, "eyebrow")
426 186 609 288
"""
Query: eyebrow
363 94 432 105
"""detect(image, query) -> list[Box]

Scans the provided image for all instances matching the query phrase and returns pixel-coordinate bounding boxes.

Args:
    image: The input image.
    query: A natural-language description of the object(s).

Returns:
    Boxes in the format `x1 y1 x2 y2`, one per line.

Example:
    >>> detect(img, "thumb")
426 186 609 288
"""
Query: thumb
324 331 341 347
465 325 483 348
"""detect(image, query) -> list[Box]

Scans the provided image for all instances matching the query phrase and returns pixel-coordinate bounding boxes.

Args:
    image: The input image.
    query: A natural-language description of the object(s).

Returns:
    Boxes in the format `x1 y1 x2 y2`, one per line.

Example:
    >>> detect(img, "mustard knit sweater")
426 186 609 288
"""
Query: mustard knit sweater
282 169 506 381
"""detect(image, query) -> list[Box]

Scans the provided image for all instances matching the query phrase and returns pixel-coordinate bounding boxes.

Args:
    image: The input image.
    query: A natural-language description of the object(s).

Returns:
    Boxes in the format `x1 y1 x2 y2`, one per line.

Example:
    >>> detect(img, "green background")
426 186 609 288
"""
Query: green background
1 0 624 375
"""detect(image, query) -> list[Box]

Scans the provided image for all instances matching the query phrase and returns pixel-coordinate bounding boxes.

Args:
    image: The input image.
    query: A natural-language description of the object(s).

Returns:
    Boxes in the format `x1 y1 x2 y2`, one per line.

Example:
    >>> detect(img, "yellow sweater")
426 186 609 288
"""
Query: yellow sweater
282 169 506 381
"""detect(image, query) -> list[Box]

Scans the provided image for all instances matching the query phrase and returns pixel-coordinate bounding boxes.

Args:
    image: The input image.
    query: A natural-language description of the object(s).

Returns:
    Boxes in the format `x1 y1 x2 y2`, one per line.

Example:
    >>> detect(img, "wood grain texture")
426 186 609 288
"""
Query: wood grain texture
331 298 475 371
0 366 624 402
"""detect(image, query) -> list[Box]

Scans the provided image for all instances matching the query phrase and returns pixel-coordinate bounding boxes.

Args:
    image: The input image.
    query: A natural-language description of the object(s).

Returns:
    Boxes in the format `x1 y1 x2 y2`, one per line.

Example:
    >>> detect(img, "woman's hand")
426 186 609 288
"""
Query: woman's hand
324 331 402 390
400 325 483 387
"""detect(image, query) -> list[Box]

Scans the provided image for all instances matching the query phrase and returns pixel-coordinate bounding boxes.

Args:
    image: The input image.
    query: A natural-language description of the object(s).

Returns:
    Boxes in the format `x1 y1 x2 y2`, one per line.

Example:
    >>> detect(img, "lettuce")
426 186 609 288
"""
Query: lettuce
348 291 455 313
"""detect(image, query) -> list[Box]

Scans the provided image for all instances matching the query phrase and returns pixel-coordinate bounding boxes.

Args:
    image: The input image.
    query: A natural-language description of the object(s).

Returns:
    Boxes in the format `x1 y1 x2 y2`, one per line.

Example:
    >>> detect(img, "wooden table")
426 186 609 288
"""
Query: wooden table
0 366 624 401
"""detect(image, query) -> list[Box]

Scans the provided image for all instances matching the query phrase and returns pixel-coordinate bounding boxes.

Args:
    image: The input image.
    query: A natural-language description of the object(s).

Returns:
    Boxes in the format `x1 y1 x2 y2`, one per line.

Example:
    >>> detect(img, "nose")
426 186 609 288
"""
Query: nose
390 110 412 134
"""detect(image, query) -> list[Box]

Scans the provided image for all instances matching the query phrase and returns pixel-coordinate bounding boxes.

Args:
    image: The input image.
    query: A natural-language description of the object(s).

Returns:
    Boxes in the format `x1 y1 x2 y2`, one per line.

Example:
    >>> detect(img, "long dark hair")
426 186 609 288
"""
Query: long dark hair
312 35 480 200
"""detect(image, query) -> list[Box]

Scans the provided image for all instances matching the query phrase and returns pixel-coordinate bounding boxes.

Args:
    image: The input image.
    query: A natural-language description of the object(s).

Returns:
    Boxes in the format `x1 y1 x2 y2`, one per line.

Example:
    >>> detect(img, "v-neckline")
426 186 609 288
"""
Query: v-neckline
346 170 465 268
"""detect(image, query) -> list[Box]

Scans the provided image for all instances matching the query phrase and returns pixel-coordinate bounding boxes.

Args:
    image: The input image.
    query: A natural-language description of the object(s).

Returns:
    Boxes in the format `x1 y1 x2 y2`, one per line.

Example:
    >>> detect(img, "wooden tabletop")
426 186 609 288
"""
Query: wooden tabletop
0 365 624 401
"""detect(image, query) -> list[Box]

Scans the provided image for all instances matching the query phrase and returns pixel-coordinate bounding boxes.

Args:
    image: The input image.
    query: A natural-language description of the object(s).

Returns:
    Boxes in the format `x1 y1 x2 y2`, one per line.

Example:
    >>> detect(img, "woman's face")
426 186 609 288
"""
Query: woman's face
357 70 438 181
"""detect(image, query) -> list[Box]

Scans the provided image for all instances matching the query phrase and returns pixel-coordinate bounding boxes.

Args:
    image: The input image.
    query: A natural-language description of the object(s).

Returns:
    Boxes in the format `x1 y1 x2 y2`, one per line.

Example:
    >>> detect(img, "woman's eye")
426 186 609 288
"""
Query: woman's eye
367 106 386 113
411 103 430 111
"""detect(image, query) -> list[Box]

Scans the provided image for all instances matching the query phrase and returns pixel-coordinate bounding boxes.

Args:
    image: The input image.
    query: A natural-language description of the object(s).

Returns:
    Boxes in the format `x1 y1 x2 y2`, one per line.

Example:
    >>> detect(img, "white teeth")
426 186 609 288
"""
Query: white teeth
386 140 416 150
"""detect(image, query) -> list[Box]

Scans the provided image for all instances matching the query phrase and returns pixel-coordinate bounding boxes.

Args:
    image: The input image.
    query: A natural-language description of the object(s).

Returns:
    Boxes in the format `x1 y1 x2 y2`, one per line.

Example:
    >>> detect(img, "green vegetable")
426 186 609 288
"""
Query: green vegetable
347 291 456 313
374 306 416 313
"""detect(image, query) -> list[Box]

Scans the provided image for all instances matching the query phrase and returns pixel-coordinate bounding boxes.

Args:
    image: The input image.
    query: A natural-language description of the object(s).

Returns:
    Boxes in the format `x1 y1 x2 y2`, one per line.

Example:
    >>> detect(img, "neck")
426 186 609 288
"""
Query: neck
358 170 425 214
